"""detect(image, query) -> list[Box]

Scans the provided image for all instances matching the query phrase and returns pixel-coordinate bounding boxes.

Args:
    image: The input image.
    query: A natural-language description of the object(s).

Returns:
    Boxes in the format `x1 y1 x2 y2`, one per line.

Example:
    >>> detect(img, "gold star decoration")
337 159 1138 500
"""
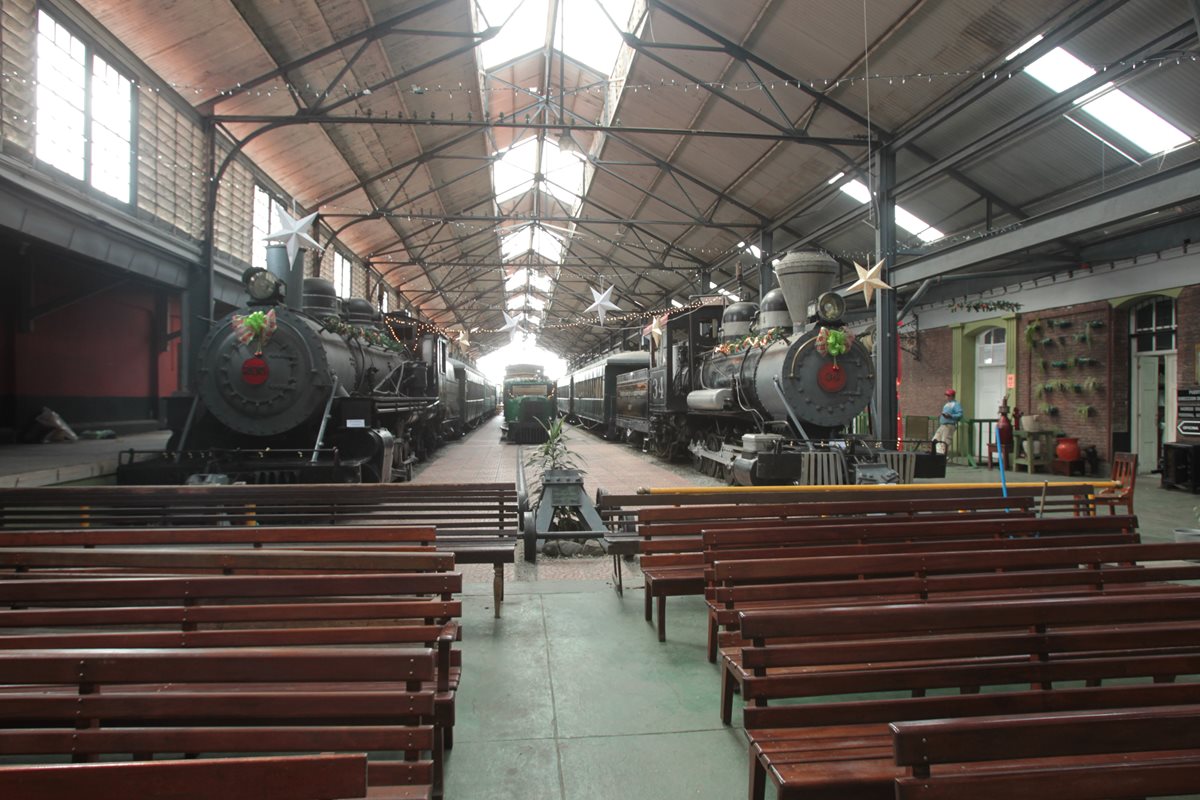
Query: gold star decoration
847 258 891 307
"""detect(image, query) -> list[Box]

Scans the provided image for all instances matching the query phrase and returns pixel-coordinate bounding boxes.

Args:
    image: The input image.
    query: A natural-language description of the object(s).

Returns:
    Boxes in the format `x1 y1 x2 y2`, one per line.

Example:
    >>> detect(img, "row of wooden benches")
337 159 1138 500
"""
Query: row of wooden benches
596 484 1200 799
0 482 520 616
0 515 476 798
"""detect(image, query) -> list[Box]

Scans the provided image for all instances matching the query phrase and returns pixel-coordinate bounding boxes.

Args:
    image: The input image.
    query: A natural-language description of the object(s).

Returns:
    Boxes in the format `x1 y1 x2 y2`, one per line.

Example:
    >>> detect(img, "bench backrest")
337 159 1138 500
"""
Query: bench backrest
738 593 1200 723
0 483 519 533
0 525 437 548
891 705 1200 800
0 754 370 800
0 546 455 574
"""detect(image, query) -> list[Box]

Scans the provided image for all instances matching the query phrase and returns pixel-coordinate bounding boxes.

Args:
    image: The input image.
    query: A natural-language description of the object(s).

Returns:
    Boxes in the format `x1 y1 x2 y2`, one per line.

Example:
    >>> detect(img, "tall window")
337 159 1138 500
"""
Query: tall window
1130 297 1175 353
35 10 132 203
252 186 285 270
334 251 352 298
379 290 389 314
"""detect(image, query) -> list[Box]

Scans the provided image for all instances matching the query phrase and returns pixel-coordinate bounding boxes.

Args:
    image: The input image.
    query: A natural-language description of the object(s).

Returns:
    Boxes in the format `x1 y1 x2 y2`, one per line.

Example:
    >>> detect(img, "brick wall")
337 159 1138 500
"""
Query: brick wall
1019 302 1112 461
1174 286 1200 443
898 326 952 439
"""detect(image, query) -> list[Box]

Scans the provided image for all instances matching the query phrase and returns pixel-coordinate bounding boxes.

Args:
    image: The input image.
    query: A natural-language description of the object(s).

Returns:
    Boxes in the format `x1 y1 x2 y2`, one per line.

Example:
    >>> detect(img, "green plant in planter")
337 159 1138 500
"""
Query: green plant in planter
1051 360 1068 369
1035 384 1046 398
1075 356 1099 367
1074 330 1091 345
524 417 584 495
1040 337 1056 347
1037 357 1047 372
1072 383 1083 393
1082 377 1103 393
1038 403 1058 416
1077 405 1094 419
1055 319 1073 328
1024 321 1042 347
1087 320 1104 329
1057 380 1072 393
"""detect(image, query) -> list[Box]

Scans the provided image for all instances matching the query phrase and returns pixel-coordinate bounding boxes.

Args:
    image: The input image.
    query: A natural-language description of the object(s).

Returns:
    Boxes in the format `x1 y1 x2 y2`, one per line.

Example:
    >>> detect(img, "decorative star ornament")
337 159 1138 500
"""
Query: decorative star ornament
498 311 522 343
585 285 622 324
847 258 891 307
263 208 322 265
455 327 470 349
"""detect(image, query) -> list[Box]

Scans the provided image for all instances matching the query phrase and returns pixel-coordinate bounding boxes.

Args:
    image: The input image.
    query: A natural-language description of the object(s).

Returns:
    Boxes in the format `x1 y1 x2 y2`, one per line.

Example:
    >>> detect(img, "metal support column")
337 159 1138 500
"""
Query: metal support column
874 148 899 447
185 119 218 392
757 229 774 301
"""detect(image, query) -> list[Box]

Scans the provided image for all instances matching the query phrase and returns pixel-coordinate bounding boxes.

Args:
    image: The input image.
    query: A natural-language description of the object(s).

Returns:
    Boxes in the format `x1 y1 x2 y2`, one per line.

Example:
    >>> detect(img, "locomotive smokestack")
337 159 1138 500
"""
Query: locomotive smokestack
265 244 305 311
772 249 837 333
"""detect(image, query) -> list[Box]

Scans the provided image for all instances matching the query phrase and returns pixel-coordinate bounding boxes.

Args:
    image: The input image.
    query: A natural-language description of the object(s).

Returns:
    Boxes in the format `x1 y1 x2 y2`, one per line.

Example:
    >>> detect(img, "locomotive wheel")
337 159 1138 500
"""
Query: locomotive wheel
723 464 736 485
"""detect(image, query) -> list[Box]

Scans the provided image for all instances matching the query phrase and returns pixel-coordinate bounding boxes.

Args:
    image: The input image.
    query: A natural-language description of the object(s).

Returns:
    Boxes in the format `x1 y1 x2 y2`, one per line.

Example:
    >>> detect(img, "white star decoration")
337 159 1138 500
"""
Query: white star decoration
498 311 522 343
847 259 891 307
455 328 470 349
263 208 322 265
585 285 622 324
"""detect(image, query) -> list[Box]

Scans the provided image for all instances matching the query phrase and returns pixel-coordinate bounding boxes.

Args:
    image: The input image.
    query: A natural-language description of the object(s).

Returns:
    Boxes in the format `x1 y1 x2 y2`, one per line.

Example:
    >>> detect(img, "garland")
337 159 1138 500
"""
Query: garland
815 327 854 364
231 309 276 355
946 300 1023 313
712 327 788 355
322 316 406 352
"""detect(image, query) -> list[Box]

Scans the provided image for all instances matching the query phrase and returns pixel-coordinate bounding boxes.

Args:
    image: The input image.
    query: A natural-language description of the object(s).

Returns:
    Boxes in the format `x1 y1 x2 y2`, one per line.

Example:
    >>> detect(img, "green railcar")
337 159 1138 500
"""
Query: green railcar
501 363 557 443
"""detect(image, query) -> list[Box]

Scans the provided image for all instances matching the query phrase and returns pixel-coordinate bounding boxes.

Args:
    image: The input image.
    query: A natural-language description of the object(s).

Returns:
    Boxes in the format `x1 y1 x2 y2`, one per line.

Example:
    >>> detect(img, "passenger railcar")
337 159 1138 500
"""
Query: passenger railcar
558 352 649 438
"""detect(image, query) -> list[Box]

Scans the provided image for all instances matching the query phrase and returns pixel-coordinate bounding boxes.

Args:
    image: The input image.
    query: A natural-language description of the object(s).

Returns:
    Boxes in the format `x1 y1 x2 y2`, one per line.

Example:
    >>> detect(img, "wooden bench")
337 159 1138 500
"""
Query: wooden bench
0 565 464 784
704 518 1141 662
0 483 518 613
0 647 438 799
640 502 1131 642
891 705 1200 800
717 539 1198 722
0 523 505 618
737 593 1200 800
0 754 373 800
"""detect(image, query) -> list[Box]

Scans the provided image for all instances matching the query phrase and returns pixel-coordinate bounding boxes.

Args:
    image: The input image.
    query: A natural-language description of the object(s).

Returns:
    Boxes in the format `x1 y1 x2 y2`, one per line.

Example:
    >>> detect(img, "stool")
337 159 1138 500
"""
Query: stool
1052 458 1084 477
986 443 1011 470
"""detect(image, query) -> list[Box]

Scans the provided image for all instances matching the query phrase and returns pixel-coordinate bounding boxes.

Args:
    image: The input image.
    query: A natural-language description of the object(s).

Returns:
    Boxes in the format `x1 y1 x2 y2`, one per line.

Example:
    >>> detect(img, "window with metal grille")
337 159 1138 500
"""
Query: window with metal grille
35 9 132 203
1130 297 1175 353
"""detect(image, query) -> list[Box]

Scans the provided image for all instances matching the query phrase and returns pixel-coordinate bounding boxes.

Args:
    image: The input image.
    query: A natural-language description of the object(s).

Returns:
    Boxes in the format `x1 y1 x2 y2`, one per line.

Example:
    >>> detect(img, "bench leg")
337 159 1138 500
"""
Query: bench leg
644 579 653 622
611 554 624 596
721 666 736 726
444 724 454 750
707 614 718 663
493 564 503 619
656 595 666 642
749 752 767 800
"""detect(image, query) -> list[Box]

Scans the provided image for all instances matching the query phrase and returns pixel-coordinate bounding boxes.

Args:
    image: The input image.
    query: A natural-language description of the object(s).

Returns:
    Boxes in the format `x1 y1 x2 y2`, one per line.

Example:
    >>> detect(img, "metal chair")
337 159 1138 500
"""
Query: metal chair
1097 452 1137 515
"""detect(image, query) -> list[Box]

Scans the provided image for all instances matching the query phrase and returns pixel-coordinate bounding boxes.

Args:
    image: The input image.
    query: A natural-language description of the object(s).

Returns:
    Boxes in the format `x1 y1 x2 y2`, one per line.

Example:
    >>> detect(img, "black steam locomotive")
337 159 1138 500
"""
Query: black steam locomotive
118 268 494 485
556 249 881 485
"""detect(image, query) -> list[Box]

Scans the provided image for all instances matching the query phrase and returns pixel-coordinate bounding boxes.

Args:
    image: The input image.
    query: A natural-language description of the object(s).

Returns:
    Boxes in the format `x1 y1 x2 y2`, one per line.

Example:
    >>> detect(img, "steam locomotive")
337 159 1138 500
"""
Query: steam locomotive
118 266 494 485
556 249 882 485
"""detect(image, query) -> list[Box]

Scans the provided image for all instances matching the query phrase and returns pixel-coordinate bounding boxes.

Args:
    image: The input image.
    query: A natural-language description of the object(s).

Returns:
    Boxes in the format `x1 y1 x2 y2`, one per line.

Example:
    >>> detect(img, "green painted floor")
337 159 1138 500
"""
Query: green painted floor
446 581 749 800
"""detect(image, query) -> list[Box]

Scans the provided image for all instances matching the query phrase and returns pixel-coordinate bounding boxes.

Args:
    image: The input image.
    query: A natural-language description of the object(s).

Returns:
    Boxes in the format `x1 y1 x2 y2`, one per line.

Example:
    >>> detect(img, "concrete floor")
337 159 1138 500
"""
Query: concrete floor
1 415 1196 798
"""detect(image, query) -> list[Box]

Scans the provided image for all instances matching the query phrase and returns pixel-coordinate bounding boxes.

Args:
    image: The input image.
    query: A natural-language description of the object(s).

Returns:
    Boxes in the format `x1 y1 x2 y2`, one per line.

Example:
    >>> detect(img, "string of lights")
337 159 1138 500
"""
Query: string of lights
4 51 1192 101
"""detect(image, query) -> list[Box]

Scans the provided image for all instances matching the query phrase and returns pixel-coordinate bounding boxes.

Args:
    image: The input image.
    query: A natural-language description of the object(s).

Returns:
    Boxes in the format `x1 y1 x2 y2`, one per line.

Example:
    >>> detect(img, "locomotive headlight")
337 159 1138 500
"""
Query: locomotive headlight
243 268 284 303
816 291 846 323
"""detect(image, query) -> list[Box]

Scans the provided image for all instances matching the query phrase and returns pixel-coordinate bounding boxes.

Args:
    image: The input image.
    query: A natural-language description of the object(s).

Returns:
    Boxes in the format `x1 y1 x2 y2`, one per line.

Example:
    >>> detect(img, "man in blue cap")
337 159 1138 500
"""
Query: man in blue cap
933 388 962 455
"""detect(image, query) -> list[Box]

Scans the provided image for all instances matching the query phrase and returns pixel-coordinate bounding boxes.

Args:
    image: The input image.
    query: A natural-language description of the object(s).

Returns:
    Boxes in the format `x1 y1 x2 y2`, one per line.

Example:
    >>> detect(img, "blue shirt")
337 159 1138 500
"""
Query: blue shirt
939 400 963 426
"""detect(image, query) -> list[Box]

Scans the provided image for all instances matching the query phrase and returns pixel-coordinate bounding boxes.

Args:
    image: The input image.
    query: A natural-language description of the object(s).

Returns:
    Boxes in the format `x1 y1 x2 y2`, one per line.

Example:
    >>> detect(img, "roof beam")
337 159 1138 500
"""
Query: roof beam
890 161 1200 288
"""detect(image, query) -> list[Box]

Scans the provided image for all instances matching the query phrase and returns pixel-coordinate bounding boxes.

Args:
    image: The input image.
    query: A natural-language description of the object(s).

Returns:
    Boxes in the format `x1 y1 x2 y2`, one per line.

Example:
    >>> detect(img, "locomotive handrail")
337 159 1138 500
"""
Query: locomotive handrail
311 374 340 463
515 446 530 516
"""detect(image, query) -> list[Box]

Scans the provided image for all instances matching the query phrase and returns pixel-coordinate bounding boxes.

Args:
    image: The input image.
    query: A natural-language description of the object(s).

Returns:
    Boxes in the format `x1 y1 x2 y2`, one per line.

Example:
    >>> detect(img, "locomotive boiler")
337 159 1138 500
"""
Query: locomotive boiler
562 248 884 485
118 258 488 485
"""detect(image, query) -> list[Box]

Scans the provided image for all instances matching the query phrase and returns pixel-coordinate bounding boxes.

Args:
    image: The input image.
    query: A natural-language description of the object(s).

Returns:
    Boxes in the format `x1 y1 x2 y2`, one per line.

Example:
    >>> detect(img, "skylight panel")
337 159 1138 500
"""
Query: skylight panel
1019 45 1190 155
506 294 547 311
501 227 533 261
894 208 944 243
559 0 635 75
838 178 872 204
505 268 532 291
531 225 564 262
478 0 549 69
529 271 553 292
1005 34 1043 62
542 142 585 207
493 138 538 204
504 267 554 293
